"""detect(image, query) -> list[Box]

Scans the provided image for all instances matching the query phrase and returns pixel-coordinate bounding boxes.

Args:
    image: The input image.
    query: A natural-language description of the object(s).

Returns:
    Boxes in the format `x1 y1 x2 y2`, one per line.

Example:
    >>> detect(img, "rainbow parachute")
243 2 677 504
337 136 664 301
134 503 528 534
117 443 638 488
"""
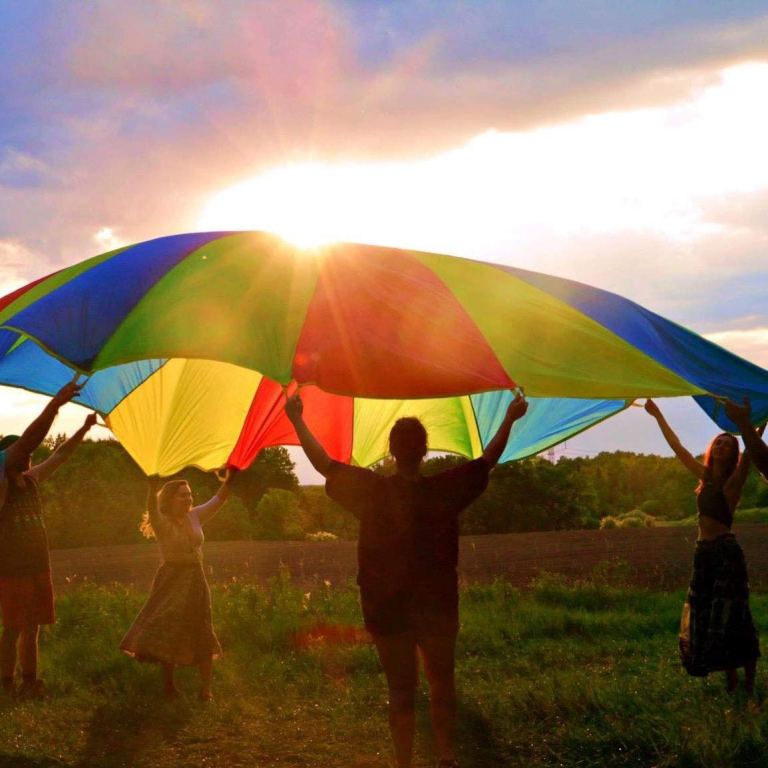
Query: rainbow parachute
0 232 766 475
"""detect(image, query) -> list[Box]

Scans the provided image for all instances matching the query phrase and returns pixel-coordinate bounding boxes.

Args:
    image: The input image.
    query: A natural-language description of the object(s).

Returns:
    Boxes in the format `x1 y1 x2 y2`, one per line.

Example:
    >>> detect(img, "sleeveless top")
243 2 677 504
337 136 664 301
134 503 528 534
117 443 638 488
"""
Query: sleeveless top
0 475 50 577
696 481 733 529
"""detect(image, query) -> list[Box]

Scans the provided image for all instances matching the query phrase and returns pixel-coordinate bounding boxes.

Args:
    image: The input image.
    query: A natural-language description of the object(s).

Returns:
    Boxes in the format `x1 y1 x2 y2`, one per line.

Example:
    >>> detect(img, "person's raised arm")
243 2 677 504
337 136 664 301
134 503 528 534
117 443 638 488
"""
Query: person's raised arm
4 382 81 469
725 398 768 481
27 412 98 484
285 393 332 477
644 399 705 479
724 438 759 508
481 393 528 468
195 470 236 526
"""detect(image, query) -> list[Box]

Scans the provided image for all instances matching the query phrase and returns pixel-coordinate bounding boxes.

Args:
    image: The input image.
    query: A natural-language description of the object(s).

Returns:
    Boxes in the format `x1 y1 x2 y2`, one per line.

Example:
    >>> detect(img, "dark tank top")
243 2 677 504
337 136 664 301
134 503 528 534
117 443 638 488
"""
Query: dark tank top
696 481 733 528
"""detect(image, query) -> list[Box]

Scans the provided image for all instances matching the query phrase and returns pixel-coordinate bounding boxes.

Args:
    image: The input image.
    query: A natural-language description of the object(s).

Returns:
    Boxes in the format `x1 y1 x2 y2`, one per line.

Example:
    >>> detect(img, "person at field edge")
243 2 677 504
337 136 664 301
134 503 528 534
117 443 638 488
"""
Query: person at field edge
645 398 760 693
0 382 94 698
120 471 234 701
724 397 768 483
285 390 528 768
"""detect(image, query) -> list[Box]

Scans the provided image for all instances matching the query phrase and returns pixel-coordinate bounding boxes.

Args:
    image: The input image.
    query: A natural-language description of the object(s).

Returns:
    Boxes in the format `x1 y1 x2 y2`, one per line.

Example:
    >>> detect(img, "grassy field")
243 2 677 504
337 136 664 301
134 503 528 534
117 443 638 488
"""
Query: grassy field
2 568 768 768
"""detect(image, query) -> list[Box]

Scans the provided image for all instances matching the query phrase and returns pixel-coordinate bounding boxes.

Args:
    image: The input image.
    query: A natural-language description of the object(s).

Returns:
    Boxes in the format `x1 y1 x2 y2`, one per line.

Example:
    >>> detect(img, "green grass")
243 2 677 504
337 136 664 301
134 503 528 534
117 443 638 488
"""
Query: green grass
2 568 768 767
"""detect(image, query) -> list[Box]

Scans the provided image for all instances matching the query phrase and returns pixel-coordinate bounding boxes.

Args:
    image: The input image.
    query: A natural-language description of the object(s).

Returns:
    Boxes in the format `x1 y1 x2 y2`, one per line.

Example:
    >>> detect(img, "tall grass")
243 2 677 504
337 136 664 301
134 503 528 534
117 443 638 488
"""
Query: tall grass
1 568 767 767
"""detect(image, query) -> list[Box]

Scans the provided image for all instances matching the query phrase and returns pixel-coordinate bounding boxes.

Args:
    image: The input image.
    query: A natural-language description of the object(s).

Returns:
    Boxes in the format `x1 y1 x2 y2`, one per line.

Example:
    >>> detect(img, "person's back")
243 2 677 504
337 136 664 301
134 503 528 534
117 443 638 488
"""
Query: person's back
327 457 489 637
286 391 528 768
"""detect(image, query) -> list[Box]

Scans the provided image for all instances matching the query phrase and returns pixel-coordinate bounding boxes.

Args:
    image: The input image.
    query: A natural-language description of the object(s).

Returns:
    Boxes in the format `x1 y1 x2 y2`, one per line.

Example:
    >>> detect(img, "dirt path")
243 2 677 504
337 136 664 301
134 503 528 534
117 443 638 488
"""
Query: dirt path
51 523 768 592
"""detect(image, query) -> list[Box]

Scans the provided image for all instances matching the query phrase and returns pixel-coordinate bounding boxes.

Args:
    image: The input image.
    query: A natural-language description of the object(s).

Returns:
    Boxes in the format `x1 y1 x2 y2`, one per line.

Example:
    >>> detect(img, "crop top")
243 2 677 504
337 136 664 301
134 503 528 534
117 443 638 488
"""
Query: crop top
696 481 733 529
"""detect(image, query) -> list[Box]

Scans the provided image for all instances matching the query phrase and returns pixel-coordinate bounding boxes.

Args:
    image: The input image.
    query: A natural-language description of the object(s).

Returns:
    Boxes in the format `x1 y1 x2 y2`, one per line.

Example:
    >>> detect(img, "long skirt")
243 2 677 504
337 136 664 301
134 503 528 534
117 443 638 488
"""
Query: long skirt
679 533 760 676
120 562 222 666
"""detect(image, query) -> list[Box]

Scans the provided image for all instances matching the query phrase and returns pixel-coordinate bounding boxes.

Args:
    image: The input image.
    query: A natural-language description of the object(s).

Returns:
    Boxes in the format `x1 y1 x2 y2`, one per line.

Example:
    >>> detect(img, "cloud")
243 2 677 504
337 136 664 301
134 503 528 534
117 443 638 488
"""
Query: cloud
0 240 41 294
196 60 768 332
0 147 55 189
699 189 768 235
54 4 768 159
3 3 768 293
93 227 124 252
705 327 768 367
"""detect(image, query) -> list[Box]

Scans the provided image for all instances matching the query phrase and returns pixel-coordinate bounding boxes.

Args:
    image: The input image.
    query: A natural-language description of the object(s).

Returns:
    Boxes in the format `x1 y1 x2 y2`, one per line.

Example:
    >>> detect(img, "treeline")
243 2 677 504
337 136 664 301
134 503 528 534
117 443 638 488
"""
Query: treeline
26 438 768 549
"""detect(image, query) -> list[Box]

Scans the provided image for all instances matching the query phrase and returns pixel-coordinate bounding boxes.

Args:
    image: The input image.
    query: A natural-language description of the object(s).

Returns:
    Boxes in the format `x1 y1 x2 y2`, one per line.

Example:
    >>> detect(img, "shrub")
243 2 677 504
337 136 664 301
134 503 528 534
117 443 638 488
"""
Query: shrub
306 531 339 542
640 499 662 515
600 509 656 529
734 507 768 524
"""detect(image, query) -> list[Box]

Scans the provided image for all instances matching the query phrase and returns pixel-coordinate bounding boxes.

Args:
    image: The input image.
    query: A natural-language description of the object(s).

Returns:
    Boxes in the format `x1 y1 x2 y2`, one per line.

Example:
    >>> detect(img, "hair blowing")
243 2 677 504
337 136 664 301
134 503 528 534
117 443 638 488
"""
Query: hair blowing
696 432 740 494
139 479 190 539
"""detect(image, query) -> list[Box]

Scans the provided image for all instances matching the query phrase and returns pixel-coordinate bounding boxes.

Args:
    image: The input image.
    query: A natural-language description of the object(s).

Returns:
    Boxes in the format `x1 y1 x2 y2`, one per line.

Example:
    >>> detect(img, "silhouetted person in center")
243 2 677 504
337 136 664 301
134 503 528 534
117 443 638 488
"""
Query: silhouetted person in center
286 391 528 768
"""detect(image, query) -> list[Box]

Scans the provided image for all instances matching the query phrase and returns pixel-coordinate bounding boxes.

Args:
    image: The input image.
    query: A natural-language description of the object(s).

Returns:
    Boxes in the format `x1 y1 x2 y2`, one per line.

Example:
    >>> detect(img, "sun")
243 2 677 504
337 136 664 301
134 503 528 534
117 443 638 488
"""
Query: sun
197 159 440 250
198 62 768 256
198 163 373 248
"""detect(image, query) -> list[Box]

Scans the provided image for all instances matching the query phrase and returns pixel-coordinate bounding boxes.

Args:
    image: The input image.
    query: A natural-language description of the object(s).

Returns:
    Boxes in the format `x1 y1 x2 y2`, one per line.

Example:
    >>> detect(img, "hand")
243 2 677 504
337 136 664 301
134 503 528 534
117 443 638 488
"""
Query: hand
52 382 82 407
724 396 752 428
83 412 98 430
285 393 303 424
644 399 661 418
216 466 239 482
507 393 528 421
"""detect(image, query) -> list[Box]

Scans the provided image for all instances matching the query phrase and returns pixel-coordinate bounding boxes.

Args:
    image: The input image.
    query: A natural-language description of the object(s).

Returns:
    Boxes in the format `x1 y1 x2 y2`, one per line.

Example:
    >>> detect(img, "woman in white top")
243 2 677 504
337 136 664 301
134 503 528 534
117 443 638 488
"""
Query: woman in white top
120 475 232 700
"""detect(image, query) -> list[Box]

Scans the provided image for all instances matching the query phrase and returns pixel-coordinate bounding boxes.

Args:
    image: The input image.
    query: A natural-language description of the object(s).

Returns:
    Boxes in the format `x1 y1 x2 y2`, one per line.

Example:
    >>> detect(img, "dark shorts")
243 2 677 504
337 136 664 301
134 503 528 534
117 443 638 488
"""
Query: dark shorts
0 571 55 629
361 590 459 638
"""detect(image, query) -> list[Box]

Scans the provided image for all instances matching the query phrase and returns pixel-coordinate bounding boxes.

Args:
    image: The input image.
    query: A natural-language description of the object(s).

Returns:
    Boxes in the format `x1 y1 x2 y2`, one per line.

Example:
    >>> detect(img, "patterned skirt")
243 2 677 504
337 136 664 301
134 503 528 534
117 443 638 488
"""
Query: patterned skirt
120 562 222 666
679 534 760 676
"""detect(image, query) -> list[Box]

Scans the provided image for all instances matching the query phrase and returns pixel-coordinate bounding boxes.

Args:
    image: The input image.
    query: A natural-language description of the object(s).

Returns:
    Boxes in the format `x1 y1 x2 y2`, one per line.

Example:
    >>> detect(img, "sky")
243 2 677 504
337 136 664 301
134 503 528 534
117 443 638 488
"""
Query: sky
2 1 768 482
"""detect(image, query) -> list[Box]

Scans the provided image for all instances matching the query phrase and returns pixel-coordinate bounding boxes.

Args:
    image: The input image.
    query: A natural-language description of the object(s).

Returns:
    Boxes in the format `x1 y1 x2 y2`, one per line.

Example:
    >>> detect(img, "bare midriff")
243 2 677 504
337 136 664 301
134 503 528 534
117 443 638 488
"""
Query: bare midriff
698 515 731 541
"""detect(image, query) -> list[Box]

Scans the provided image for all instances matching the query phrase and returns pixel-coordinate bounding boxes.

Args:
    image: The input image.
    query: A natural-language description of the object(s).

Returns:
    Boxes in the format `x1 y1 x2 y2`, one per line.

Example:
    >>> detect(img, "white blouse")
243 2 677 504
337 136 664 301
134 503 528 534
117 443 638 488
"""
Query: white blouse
149 494 225 565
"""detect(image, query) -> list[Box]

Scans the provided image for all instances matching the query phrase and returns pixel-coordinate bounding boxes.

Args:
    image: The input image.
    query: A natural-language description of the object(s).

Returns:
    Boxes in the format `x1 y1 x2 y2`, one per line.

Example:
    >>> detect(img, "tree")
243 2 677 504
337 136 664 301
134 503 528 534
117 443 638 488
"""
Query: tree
253 489 305 540
229 447 298 514
41 440 146 548
204 495 256 541
33 438 766 547
300 486 359 539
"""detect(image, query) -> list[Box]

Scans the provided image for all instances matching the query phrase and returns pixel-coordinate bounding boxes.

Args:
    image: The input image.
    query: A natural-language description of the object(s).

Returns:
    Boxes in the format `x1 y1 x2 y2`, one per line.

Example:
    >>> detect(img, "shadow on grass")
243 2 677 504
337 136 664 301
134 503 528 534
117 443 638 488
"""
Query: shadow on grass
0 756 67 768
456 698 518 768
74 696 188 767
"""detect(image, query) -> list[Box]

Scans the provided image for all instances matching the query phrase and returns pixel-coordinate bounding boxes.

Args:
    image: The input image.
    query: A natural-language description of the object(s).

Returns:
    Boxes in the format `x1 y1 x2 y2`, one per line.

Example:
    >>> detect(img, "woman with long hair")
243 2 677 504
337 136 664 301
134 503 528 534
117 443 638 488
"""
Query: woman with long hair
120 473 232 700
645 399 760 693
